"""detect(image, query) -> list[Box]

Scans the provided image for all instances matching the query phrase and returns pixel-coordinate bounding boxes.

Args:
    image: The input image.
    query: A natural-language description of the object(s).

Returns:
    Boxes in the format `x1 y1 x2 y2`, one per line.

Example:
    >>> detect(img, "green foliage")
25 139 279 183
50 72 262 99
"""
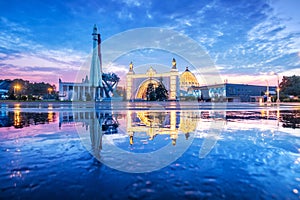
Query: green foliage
21 95 27 101
146 82 168 101
279 75 300 97
155 84 168 101
146 83 156 101
85 93 92 101
8 93 16 100
180 96 197 101
1 78 56 101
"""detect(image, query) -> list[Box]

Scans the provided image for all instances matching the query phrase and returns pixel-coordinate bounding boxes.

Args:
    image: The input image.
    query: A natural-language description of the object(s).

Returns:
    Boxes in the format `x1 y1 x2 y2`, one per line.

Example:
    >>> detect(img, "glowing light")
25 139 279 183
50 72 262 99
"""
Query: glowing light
48 88 53 94
48 104 53 110
48 112 53 122
14 104 20 109
14 85 21 94
14 110 22 128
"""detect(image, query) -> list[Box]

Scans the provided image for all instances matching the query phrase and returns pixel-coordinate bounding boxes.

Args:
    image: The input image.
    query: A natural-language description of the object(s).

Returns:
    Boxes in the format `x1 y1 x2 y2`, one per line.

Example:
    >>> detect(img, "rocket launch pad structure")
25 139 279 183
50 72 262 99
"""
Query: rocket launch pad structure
58 25 119 101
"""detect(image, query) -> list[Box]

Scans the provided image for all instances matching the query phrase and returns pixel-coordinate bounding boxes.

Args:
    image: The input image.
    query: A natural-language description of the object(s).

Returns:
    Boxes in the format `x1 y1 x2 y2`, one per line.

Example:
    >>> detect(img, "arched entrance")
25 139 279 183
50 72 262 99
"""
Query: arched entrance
126 62 180 101
135 79 160 99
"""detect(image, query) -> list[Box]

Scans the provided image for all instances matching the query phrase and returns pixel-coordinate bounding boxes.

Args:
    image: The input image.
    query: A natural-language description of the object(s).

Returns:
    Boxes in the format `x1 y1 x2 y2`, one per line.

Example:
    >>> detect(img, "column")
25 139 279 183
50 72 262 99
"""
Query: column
83 86 86 101
67 85 70 101
170 71 179 100
126 74 132 100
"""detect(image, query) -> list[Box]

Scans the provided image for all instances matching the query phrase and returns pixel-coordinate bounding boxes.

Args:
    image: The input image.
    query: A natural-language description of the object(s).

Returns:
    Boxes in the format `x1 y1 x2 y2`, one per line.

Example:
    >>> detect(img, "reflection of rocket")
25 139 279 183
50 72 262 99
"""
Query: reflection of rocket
90 112 103 159
90 24 103 87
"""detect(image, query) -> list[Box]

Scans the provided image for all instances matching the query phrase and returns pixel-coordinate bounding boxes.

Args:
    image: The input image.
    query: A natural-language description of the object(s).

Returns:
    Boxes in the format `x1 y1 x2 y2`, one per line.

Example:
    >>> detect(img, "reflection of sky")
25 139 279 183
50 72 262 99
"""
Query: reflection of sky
1 107 300 198
0 112 60 140
0 0 299 87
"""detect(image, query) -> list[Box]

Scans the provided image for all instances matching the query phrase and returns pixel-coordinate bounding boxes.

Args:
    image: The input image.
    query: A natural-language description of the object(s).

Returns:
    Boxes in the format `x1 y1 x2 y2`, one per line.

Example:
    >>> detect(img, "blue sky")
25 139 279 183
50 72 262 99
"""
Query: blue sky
0 0 299 87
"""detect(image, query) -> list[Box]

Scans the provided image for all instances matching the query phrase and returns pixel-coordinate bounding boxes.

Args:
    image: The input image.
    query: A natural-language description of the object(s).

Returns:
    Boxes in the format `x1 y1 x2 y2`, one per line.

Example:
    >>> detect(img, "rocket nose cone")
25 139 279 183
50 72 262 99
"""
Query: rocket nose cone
93 24 98 32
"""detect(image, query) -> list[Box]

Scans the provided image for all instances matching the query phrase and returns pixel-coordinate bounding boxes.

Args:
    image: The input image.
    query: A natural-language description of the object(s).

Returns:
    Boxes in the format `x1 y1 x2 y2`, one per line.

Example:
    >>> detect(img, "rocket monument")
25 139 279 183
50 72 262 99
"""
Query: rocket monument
89 24 103 100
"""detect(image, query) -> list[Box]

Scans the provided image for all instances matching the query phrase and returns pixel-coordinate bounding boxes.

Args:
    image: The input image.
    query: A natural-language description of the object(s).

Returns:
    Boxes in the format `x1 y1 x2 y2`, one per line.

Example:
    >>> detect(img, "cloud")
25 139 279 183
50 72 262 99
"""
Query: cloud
121 0 142 7
0 0 299 87
0 16 90 85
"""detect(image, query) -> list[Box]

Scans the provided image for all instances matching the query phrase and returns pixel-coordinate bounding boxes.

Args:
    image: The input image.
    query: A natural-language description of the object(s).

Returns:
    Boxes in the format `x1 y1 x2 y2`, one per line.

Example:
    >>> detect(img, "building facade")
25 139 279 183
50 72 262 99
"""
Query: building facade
126 59 180 101
190 83 277 102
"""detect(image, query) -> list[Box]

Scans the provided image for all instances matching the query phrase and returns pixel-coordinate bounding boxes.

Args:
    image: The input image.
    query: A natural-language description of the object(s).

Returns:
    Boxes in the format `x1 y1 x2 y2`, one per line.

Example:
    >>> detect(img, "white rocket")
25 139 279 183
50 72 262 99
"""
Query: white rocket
89 24 103 87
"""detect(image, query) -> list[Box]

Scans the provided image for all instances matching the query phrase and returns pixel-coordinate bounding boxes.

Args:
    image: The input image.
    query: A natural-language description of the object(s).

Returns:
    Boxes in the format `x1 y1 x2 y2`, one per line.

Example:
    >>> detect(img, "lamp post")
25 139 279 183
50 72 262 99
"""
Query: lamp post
275 74 280 103
270 72 280 103
14 85 20 99
48 88 53 101
265 79 271 103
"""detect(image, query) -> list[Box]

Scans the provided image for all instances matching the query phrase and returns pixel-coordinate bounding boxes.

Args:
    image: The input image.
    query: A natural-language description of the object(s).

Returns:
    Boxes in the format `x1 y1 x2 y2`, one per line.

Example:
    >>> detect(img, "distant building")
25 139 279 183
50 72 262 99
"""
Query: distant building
180 67 200 96
0 80 11 99
58 76 90 101
190 83 277 102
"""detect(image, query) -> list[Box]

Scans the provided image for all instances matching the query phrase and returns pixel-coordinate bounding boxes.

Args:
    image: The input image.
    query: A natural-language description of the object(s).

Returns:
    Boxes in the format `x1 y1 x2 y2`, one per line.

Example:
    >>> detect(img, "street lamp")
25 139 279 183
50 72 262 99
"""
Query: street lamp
270 72 280 103
14 85 20 99
48 88 53 101
265 79 271 103
275 74 280 103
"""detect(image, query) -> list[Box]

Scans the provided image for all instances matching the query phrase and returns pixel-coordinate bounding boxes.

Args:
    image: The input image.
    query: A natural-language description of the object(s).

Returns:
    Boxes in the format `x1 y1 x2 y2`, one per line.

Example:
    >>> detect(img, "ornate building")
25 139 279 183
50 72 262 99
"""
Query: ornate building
126 58 201 101
180 66 200 95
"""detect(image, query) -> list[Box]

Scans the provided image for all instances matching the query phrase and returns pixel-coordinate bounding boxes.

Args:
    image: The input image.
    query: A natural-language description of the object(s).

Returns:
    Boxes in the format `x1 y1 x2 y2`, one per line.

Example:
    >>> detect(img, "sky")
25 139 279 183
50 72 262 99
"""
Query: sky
0 0 299 87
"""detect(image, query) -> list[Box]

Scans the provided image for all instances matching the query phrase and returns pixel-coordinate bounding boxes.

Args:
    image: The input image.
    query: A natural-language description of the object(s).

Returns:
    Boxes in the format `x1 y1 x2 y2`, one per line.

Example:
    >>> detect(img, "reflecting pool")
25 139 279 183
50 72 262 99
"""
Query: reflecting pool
0 102 300 199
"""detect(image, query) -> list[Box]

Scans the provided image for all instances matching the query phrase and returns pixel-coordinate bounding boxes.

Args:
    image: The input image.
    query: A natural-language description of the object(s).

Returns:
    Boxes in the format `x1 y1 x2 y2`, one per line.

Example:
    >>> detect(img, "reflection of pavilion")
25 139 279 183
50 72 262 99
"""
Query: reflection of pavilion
59 110 119 134
57 107 300 152
126 110 200 145
59 110 120 154
58 109 201 146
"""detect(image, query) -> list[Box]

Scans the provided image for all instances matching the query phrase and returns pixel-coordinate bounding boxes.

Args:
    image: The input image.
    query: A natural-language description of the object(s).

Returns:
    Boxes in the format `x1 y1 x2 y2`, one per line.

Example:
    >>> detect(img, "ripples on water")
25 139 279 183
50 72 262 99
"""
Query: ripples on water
0 102 300 199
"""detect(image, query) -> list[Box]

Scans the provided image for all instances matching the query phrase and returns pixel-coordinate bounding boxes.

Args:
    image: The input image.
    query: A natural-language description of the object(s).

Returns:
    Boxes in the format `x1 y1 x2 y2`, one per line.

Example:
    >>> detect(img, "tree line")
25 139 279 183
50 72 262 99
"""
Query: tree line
0 79 56 100
279 75 300 97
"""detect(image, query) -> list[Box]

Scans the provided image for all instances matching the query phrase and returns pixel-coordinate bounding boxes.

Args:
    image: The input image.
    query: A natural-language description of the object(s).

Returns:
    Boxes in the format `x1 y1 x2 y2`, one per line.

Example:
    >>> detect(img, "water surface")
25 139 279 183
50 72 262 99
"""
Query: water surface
0 102 300 199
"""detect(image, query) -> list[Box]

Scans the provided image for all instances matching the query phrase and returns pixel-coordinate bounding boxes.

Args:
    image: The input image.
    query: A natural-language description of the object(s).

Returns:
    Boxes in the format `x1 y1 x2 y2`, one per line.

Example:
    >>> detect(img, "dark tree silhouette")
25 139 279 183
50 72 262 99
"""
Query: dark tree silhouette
146 83 156 101
1 78 56 100
155 83 168 101
146 82 168 101
279 75 300 96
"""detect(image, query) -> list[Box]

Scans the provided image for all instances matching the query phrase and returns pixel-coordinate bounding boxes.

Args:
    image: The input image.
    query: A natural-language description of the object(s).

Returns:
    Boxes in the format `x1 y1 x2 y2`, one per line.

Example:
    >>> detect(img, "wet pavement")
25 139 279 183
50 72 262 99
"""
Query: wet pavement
0 102 300 199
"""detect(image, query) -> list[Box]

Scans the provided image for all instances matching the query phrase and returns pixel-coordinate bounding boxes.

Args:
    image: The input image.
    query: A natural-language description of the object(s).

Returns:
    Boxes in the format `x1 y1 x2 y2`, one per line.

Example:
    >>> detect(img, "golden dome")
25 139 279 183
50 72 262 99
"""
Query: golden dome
179 112 198 134
180 67 199 90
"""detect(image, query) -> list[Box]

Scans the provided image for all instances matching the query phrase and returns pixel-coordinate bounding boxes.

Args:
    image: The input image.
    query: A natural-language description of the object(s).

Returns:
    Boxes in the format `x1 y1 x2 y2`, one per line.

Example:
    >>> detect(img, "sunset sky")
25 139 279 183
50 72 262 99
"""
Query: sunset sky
0 0 299 87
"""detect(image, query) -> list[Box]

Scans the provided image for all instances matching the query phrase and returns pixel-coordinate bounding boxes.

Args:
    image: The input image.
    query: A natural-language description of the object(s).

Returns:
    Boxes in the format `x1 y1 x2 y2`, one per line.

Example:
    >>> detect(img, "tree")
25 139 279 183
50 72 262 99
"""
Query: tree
279 75 300 97
146 82 168 101
155 83 168 101
146 83 156 101
2 78 56 100
85 93 92 101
